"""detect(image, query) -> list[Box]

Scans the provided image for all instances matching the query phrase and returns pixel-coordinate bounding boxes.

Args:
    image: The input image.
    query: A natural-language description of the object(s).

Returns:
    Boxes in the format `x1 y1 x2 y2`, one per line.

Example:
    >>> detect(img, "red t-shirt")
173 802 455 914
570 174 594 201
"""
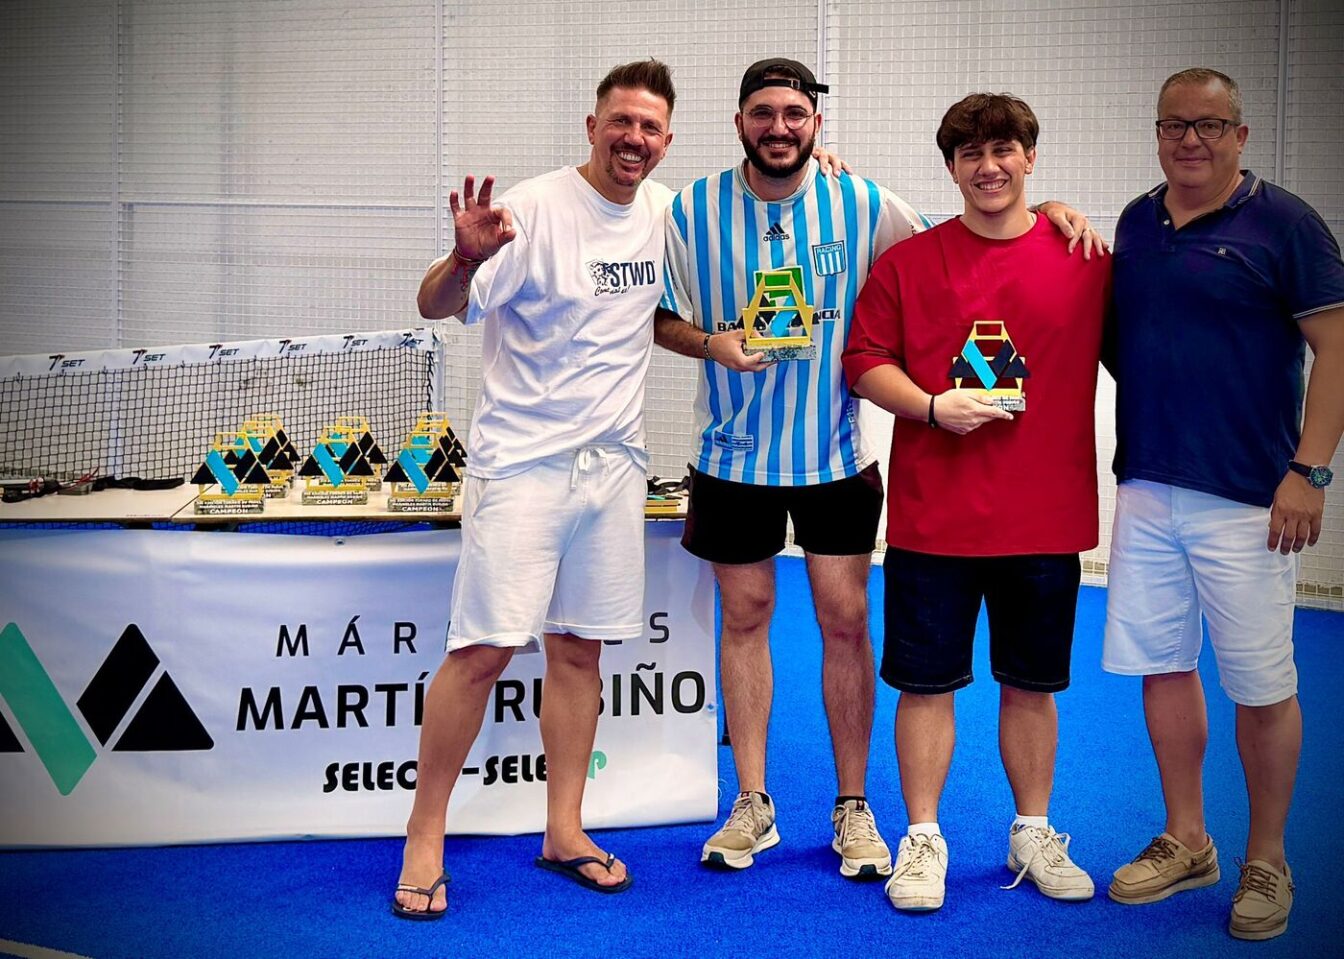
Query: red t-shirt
843 215 1111 556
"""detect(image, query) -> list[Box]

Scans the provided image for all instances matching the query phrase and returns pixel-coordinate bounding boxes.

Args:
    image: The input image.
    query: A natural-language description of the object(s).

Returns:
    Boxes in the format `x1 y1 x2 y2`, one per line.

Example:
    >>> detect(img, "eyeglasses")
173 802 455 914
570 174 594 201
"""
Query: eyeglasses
1155 118 1239 140
744 106 816 130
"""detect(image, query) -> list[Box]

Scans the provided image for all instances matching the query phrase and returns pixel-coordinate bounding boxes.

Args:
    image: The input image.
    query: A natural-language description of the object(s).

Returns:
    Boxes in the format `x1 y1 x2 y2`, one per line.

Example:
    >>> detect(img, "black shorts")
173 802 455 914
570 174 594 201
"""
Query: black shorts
880 548 1081 694
681 463 884 565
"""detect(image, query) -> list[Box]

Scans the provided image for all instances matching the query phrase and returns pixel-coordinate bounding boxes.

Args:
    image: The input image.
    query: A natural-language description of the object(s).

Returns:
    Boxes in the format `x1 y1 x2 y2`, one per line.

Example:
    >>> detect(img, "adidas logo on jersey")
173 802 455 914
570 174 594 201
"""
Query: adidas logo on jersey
762 222 790 242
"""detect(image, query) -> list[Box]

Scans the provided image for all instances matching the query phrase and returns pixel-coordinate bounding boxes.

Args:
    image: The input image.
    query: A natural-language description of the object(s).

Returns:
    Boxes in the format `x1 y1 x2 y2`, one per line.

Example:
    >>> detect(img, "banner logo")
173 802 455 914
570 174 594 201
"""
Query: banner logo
0 622 214 795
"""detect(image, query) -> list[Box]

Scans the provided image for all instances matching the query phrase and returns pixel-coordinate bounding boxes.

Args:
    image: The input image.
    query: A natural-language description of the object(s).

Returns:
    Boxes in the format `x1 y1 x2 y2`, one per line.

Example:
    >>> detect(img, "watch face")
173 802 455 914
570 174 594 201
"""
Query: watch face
1309 465 1333 489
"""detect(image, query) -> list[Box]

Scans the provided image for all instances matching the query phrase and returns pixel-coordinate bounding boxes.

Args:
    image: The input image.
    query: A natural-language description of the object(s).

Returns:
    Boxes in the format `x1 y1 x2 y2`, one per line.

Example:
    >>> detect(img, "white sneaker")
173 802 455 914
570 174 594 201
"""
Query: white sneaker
884 832 948 911
1003 823 1095 901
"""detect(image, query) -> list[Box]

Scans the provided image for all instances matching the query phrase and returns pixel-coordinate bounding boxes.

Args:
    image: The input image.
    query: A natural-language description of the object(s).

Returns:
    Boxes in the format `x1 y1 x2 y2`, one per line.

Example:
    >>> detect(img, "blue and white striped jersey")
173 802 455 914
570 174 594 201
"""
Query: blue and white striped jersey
661 159 928 487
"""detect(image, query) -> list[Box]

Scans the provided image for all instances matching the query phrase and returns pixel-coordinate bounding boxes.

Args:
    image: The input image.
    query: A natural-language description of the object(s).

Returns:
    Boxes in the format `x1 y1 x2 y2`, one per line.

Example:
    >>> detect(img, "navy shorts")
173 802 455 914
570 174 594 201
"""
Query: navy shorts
880 548 1081 694
682 463 884 565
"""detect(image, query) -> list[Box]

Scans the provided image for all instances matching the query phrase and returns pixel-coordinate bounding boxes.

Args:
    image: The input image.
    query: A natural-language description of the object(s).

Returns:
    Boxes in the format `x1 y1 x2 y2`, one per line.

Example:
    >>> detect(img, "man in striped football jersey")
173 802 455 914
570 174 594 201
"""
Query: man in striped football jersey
656 58 1102 883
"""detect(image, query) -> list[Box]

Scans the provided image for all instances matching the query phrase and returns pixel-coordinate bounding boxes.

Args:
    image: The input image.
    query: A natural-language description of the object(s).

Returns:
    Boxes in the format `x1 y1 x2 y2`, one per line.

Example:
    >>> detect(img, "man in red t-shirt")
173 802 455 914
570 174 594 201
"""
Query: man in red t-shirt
842 93 1111 913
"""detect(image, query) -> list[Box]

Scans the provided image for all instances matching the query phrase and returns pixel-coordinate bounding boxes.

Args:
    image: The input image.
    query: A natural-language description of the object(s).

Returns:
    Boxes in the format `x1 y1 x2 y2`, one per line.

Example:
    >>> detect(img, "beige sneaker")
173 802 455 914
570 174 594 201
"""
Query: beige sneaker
831 799 893 880
1229 859 1294 941
1108 832 1220 904
701 791 779 869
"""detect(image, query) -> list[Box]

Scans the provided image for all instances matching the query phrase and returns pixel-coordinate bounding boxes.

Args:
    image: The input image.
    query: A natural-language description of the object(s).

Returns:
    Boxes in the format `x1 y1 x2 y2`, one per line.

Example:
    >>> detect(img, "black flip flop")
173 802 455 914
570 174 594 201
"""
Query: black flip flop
391 871 450 920
534 853 633 893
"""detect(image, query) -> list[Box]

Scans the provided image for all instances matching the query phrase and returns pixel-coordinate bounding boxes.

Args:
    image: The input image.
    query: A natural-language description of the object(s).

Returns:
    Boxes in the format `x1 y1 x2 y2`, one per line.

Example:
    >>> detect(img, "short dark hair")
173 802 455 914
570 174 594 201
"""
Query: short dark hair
1159 68 1242 123
595 59 676 114
936 93 1039 162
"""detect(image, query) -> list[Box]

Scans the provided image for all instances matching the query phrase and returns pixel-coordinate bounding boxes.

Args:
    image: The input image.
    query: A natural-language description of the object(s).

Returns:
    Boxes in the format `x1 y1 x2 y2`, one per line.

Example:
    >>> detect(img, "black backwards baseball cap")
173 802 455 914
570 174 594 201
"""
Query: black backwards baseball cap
738 58 830 107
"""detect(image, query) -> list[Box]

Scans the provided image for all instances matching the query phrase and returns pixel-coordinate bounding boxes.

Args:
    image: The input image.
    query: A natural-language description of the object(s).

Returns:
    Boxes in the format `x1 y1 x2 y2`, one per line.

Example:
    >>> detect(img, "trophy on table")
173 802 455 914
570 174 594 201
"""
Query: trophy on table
241 414 298 498
948 320 1031 411
332 415 388 491
385 413 465 513
741 266 816 362
191 431 269 514
297 421 376 505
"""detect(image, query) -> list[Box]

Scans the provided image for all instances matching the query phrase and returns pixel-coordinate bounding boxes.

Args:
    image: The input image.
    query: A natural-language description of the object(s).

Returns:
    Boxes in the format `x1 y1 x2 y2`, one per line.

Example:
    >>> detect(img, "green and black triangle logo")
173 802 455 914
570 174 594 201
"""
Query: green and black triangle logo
0 622 214 795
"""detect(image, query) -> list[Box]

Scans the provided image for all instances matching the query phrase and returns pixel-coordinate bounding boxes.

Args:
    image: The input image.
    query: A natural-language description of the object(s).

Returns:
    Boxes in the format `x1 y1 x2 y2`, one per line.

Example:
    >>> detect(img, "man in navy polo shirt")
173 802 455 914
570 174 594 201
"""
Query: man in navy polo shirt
1102 68 1344 941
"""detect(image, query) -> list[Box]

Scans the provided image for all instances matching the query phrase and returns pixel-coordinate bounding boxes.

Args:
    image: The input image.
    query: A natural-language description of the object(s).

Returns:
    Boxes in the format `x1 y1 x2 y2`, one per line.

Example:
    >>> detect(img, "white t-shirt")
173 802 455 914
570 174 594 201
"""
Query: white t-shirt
462 166 673 478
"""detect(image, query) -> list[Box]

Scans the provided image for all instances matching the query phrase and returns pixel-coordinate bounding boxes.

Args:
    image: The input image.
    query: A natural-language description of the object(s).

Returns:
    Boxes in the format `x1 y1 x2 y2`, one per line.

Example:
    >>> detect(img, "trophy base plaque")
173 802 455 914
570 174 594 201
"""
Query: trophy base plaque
986 396 1025 412
302 489 370 506
387 495 456 513
195 497 265 515
744 344 817 362
645 497 687 516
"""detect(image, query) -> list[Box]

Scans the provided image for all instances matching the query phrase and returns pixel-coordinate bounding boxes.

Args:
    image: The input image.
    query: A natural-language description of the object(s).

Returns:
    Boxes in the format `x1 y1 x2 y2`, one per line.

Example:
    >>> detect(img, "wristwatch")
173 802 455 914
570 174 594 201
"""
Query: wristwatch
1287 461 1333 489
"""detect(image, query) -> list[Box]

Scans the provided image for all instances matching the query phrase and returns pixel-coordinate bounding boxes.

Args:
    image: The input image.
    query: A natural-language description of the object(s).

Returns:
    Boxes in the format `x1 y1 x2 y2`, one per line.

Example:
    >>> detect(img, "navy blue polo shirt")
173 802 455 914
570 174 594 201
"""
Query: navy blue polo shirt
1111 171 1344 507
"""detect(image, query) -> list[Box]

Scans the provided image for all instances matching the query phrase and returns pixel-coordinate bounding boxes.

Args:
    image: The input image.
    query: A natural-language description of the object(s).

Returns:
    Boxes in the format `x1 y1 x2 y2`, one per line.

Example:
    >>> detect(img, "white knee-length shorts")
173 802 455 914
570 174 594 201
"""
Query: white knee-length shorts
1102 479 1298 706
445 446 646 653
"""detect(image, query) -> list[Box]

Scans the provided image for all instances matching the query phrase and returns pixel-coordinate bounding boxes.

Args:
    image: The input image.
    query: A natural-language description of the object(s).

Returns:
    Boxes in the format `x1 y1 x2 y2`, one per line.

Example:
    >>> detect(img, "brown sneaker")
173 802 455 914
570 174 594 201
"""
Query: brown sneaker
1108 832 1220 904
1229 860 1294 941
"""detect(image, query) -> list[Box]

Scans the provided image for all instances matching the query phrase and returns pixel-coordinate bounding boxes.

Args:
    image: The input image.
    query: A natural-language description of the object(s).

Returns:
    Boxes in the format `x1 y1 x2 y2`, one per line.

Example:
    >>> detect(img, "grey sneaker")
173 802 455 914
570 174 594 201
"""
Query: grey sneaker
1003 823 1095 900
701 791 779 869
1109 832 1220 905
884 832 948 911
831 799 892 880
1229 859 1293 941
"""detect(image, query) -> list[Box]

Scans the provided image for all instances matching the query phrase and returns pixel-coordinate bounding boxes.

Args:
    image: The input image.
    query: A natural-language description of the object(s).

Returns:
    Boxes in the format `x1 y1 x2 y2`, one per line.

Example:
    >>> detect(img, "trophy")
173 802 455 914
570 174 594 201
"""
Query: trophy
948 320 1030 411
741 266 816 362
332 415 388 491
385 413 465 513
297 421 376 505
241 414 297 498
191 431 269 514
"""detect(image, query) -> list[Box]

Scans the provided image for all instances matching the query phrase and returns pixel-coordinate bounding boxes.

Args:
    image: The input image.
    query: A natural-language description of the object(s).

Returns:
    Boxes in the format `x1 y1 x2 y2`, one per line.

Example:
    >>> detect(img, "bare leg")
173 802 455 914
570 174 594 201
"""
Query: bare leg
538 632 626 886
1142 670 1209 850
806 552 876 796
1237 695 1301 871
396 643 515 915
896 692 955 824
714 560 776 793
999 686 1056 817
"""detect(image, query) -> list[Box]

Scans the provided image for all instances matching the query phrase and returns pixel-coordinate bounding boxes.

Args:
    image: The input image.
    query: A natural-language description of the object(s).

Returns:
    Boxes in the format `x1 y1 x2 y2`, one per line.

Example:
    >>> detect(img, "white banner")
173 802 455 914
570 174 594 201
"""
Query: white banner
0 523 718 847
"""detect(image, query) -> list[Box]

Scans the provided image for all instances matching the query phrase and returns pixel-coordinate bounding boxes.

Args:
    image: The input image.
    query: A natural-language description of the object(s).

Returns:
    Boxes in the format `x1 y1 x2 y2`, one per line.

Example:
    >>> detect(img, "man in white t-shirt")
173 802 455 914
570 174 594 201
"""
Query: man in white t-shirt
392 59 676 919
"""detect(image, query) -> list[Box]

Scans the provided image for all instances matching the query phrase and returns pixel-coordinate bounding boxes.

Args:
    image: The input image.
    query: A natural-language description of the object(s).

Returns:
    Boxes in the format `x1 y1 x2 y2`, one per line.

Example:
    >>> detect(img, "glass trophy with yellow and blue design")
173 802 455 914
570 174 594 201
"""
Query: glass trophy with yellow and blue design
386 413 463 513
948 320 1030 411
332 415 388 491
240 413 296 498
298 422 374 505
191 431 269 514
741 266 816 362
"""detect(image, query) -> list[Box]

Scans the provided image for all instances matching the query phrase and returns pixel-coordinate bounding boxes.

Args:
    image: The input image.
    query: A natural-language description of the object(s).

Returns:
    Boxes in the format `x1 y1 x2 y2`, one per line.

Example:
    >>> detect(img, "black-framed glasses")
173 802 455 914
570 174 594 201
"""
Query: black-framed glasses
744 106 815 130
1155 118 1239 140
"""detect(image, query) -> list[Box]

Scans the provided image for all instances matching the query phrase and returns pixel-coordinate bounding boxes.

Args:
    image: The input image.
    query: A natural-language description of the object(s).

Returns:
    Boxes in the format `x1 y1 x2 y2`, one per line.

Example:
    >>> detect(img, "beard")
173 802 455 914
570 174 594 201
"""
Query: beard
604 150 649 186
740 128 816 180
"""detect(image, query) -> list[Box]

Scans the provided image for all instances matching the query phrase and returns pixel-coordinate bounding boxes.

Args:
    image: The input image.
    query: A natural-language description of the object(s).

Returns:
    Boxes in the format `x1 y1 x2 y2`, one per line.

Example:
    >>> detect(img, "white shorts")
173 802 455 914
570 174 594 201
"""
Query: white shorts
1101 479 1298 706
445 446 646 653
